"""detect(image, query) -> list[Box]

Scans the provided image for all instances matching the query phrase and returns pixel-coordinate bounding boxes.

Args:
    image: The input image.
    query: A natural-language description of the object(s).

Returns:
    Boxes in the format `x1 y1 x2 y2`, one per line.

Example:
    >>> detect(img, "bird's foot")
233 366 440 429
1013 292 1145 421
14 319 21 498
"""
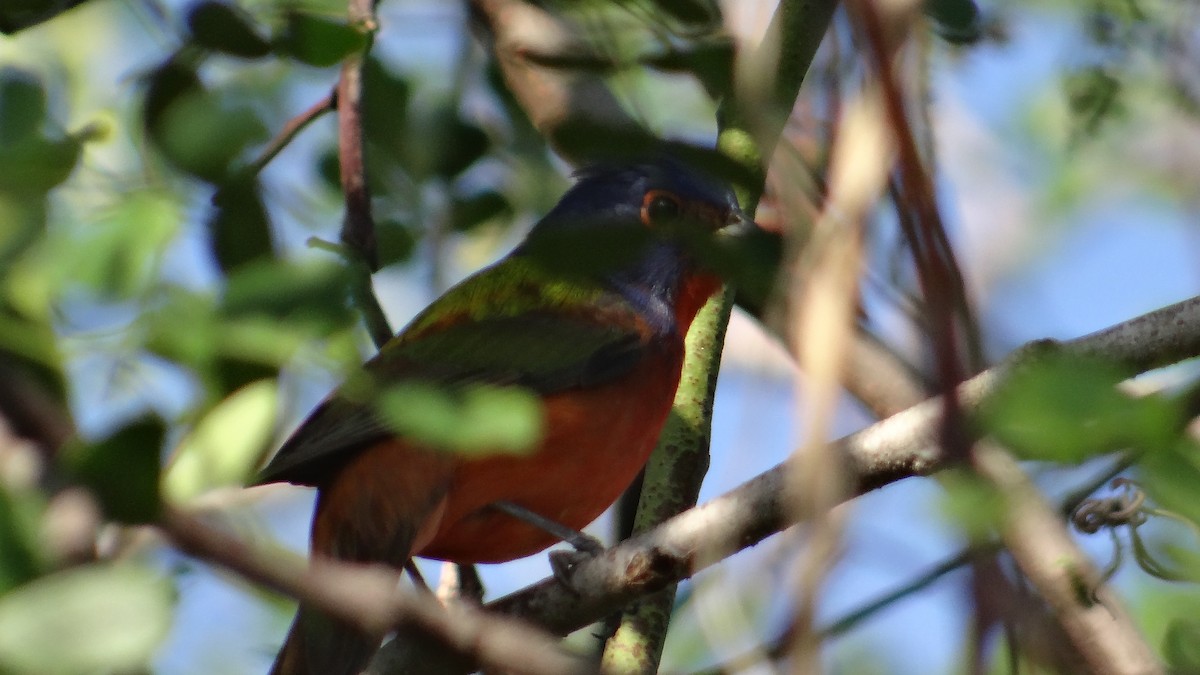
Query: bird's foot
491 501 605 591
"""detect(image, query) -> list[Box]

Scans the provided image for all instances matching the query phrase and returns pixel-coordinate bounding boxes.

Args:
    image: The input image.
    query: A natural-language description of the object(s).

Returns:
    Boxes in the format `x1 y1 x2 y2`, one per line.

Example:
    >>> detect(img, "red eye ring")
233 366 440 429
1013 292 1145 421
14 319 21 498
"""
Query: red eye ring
640 190 682 226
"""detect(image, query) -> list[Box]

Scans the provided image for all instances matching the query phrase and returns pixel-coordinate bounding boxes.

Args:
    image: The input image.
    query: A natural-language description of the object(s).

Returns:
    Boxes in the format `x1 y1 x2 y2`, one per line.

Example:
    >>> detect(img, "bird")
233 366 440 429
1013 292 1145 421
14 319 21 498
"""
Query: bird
255 157 755 675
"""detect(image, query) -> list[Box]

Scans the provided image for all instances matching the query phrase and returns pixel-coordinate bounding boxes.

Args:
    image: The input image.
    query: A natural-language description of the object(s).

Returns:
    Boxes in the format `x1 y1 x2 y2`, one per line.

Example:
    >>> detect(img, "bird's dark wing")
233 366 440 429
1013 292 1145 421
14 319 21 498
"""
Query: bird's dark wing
254 280 657 487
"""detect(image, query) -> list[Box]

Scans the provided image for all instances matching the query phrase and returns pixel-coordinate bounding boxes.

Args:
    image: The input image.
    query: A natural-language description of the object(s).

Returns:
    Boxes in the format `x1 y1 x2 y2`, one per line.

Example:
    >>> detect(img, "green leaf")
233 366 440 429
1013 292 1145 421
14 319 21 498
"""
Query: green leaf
222 257 353 328
1164 619 1200 673
187 1 272 59
1065 67 1123 142
0 135 81 194
0 484 46 595
5 190 179 312
1138 438 1200 531
276 13 366 68
649 0 720 27
208 179 273 273
0 68 46 146
449 190 512 233
404 106 489 180
67 418 164 524
924 0 981 44
362 56 410 151
375 219 418 267
938 470 1006 540
0 564 172 675
164 379 278 504
142 57 202 134
153 90 267 181
981 354 1179 463
143 287 220 368
377 383 543 455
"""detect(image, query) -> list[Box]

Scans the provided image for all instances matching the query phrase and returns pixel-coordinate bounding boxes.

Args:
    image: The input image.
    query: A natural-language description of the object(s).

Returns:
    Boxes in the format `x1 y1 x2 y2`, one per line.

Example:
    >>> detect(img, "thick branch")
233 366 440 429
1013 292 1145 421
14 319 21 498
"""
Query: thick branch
159 507 595 675
483 295 1200 636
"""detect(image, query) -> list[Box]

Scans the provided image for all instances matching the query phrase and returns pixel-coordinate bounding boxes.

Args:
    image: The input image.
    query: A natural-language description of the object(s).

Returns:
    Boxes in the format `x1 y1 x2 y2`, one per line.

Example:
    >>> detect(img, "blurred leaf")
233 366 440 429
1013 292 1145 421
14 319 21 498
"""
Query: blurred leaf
142 57 202 134
925 0 982 44
1164 619 1200 673
647 0 720 27
405 105 489 180
186 1 272 59
316 146 340 190
214 356 277 398
682 223 781 314
375 219 417 267
0 301 59 369
0 135 81 195
981 354 1179 463
522 222 654 279
645 38 735 99
222 257 353 329
6 190 178 313
377 383 543 455
362 56 410 151
449 190 512 233
164 379 277 504
0 68 45 145
153 89 267 181
276 13 366 68
0 0 92 34
0 191 46 267
217 317 310 365
939 470 1005 540
1138 438 1200 532
0 485 45 595
208 179 273 273
0 564 172 674
143 287 220 369
1065 67 1123 142
67 418 164 524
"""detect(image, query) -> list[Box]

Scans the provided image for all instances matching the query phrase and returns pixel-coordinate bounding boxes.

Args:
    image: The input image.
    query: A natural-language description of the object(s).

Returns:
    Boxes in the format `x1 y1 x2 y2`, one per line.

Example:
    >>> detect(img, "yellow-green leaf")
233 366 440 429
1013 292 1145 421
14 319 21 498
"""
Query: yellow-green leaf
164 379 278 504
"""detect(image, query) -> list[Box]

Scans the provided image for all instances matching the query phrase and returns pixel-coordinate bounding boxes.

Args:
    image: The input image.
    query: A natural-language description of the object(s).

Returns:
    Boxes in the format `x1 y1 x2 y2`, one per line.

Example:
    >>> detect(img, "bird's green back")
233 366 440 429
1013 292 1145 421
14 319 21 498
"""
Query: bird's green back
255 256 663 486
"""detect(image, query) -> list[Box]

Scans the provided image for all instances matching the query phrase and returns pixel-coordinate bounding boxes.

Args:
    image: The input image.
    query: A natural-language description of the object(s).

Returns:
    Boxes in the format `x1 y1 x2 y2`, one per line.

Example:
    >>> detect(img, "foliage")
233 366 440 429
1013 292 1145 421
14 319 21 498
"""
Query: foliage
0 0 1197 673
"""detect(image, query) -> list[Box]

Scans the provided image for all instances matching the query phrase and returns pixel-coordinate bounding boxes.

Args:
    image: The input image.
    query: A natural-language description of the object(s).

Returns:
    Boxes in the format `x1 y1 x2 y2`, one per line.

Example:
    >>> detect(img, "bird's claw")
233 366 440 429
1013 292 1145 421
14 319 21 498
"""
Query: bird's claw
549 549 596 592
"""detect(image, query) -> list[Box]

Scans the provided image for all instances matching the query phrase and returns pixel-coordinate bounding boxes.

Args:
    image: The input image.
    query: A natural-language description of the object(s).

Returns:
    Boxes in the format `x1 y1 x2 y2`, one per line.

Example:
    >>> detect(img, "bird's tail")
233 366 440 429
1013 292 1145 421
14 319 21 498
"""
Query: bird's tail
269 606 379 675
268 442 453 675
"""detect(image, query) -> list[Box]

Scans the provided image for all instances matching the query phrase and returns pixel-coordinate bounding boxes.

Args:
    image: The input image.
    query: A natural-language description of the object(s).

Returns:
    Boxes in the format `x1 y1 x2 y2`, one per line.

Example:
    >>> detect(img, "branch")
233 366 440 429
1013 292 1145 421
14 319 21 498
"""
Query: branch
600 290 733 673
245 91 336 177
971 444 1162 674
337 0 380 274
468 0 651 165
158 507 596 675
481 295 1200 637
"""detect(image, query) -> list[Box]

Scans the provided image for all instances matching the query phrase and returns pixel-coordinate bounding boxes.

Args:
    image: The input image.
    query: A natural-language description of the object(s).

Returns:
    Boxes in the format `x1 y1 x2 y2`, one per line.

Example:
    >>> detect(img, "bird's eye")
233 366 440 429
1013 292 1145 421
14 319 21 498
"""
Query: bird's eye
640 190 682 226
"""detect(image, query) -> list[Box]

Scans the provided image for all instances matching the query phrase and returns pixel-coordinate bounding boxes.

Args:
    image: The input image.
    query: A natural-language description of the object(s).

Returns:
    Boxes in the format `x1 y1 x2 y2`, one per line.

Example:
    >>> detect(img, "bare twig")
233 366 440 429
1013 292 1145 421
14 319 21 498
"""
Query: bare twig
246 91 336 177
158 507 596 675
468 0 651 164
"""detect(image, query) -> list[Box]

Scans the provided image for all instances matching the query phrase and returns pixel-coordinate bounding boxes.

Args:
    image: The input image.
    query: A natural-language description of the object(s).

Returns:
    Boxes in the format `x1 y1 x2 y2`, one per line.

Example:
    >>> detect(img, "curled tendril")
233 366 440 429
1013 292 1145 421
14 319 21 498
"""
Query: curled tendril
1070 478 1147 534
1071 478 1199 585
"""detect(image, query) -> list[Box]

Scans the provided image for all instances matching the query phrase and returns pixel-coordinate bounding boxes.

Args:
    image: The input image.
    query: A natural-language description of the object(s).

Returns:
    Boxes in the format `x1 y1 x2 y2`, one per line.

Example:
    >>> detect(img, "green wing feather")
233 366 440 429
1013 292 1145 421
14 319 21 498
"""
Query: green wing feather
255 257 655 486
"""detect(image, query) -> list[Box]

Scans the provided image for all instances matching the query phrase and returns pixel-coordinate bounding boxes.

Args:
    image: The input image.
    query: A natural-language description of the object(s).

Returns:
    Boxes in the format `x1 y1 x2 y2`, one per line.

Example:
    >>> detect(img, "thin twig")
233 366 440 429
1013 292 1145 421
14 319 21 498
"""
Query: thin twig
245 91 336 177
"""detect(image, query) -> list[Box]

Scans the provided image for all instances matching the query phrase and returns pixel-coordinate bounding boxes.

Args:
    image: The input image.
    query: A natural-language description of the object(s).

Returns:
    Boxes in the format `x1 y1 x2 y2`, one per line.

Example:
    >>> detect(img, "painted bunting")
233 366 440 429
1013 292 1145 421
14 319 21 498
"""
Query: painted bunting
256 158 754 675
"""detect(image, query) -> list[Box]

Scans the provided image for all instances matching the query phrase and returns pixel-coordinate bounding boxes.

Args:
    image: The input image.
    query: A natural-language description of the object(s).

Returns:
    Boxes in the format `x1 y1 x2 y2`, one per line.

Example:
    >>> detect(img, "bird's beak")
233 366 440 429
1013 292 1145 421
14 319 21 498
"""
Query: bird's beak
716 207 760 239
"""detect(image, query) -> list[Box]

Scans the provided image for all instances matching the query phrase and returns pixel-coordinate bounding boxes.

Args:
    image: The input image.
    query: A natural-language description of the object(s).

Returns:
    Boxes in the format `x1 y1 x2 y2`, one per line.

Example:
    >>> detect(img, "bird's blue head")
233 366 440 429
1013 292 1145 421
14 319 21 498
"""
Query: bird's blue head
519 157 756 332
